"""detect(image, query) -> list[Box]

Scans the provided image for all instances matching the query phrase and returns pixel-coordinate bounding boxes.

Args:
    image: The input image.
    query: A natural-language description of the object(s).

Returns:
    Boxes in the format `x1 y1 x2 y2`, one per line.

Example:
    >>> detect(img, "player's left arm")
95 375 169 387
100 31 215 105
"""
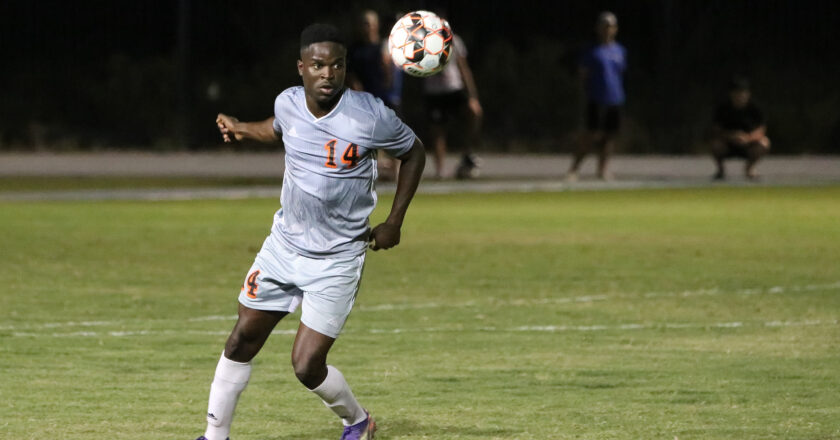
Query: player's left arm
369 137 426 251
216 114 279 143
456 56 482 119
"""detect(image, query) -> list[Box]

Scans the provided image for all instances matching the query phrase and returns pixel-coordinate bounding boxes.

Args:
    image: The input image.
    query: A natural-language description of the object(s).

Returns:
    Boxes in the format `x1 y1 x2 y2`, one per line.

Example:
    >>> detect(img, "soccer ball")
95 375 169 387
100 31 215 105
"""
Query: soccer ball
388 10 453 77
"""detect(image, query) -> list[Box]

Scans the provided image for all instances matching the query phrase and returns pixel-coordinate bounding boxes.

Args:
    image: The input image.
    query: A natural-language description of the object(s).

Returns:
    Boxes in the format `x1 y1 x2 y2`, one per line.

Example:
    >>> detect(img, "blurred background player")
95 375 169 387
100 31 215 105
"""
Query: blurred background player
710 76 771 180
422 26 483 180
566 11 627 182
347 9 404 181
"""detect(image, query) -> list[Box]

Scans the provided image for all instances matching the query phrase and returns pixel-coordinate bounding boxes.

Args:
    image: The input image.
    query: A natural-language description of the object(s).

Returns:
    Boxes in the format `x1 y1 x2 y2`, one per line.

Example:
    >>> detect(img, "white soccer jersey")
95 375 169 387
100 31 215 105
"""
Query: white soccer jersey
270 86 416 258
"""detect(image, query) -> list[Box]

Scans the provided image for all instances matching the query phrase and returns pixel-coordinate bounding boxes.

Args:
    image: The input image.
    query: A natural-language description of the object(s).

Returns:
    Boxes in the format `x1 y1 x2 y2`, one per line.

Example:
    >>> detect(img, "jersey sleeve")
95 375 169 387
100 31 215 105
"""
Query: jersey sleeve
272 93 286 136
369 99 416 157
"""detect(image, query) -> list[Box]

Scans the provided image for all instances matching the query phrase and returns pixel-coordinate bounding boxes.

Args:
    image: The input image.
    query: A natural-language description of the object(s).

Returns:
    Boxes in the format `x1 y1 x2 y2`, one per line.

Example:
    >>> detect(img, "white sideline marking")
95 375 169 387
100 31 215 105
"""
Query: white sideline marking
3 281 839 333
9 319 838 338
188 315 238 322
10 329 299 338
355 294 608 312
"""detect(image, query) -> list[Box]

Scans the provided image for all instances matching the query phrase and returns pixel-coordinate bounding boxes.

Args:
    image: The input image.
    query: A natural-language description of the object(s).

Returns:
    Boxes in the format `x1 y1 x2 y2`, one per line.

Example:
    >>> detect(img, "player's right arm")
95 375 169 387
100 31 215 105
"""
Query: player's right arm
216 114 279 143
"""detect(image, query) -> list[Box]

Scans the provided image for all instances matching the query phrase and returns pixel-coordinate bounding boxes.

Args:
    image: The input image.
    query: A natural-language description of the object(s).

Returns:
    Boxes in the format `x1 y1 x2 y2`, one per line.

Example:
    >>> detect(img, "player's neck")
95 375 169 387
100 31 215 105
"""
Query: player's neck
306 88 345 118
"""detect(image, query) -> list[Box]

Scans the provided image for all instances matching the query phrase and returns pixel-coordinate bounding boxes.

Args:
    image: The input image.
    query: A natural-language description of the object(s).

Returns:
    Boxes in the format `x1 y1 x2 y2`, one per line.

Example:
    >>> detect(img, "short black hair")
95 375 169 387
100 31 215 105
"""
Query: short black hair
728 75 751 91
300 23 346 51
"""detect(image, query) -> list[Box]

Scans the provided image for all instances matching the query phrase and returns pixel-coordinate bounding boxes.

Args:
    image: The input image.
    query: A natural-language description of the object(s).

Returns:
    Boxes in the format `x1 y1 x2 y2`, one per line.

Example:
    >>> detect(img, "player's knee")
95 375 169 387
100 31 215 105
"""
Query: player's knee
224 329 257 362
291 353 324 388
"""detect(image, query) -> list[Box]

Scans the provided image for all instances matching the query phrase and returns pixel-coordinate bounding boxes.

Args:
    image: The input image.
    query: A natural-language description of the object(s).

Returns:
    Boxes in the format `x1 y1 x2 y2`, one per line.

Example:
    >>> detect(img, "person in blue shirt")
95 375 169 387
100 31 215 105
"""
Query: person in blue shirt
566 11 627 181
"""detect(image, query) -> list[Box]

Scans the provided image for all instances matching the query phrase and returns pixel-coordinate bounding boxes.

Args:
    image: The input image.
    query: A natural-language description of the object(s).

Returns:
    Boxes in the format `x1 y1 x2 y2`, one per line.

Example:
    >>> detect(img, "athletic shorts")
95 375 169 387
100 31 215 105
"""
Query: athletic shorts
238 234 366 338
586 101 622 133
425 90 468 125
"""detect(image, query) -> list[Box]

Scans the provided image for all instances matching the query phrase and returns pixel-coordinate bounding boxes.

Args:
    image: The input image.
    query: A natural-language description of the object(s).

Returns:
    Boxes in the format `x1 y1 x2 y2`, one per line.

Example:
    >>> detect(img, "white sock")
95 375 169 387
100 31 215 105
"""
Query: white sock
204 352 252 440
310 365 367 426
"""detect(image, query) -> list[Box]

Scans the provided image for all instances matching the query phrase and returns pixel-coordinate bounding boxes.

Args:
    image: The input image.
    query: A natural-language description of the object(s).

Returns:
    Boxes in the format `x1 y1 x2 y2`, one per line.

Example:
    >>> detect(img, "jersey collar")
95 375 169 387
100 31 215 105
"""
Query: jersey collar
304 88 347 122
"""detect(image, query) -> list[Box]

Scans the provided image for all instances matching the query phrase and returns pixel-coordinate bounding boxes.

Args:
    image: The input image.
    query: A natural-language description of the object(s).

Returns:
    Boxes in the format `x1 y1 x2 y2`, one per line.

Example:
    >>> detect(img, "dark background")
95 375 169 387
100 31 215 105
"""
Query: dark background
2 0 839 154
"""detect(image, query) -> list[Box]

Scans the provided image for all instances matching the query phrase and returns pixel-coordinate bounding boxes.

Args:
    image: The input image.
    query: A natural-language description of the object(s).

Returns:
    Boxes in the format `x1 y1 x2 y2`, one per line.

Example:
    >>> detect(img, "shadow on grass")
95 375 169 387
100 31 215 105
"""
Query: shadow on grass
269 418 518 439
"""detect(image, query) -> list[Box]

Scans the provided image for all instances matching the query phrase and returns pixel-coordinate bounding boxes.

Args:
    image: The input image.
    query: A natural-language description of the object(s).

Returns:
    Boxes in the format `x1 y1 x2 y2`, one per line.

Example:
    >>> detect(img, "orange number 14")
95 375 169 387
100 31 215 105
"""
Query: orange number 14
324 139 359 169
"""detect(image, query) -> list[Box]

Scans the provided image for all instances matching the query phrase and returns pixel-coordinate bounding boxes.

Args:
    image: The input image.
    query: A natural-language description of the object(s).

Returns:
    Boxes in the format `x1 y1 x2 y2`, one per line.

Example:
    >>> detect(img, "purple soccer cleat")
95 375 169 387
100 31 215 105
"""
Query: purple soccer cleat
340 411 376 440
194 437 228 440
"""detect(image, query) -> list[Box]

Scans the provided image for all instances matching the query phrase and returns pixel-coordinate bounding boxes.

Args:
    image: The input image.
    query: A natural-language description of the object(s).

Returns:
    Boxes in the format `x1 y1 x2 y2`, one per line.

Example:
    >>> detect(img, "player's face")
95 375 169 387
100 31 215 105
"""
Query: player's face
596 23 618 42
298 42 347 109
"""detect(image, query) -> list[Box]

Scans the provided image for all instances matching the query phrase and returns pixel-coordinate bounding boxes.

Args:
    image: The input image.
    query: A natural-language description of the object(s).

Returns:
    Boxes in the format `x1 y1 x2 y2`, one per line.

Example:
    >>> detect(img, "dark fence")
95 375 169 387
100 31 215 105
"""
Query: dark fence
2 0 838 154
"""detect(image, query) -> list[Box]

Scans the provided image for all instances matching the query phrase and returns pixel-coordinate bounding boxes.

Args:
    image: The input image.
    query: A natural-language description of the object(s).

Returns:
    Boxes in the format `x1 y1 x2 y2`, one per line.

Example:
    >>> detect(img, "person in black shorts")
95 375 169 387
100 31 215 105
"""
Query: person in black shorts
422 32 483 180
710 76 771 180
566 12 627 181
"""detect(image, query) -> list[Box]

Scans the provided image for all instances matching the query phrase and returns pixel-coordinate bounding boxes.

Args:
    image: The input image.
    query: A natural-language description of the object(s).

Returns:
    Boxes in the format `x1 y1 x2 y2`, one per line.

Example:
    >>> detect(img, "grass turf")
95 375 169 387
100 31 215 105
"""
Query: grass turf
1 186 838 439
0 176 281 192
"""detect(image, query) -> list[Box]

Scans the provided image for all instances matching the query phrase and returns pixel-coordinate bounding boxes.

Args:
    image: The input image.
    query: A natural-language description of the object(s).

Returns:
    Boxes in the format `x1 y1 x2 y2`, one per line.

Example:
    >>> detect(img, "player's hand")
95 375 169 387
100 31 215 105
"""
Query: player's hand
369 222 401 251
216 113 240 143
468 97 483 119
732 131 750 145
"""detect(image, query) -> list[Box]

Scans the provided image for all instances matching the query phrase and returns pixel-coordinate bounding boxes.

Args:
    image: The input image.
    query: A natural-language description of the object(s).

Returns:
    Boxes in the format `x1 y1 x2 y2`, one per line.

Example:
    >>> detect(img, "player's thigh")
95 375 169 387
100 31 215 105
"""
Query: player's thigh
586 101 602 132
225 303 288 361
238 236 304 313
604 106 622 134
296 253 367 339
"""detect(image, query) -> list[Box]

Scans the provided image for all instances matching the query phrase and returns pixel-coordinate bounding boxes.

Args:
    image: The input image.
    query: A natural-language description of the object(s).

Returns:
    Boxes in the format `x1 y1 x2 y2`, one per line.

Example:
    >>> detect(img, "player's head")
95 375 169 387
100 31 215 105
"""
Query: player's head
596 11 618 42
298 24 347 107
728 76 751 108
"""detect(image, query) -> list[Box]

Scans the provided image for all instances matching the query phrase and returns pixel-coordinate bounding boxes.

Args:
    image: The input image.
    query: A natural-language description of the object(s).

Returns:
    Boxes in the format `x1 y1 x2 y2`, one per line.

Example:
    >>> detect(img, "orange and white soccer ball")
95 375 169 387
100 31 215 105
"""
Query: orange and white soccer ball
388 10 453 77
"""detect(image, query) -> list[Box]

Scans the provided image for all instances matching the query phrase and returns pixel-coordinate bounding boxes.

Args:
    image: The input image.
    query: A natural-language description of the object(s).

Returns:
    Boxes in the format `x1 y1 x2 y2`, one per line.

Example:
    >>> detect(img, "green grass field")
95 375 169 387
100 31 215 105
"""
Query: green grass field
1 185 839 439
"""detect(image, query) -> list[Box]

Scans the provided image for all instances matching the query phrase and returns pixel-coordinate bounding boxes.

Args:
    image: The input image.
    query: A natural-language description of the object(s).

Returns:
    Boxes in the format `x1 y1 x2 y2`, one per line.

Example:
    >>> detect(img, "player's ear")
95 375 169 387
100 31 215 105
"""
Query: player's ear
297 59 304 76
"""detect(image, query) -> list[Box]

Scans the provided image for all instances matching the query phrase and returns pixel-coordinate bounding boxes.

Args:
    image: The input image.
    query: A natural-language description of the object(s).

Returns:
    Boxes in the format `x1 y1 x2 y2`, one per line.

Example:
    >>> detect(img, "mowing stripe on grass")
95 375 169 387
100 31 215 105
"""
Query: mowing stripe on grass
9 318 839 339
2 281 839 332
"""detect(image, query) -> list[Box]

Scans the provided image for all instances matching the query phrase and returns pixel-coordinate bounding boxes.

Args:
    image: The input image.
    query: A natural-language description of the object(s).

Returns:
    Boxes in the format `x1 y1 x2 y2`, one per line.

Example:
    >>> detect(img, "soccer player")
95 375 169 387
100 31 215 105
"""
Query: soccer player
566 11 627 182
196 23 425 440
422 30 483 180
710 76 771 180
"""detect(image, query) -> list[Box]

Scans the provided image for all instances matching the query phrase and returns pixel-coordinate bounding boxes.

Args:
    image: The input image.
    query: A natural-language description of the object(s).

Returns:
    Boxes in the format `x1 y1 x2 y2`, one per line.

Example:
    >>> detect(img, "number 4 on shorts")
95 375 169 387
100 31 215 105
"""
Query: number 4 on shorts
242 270 260 299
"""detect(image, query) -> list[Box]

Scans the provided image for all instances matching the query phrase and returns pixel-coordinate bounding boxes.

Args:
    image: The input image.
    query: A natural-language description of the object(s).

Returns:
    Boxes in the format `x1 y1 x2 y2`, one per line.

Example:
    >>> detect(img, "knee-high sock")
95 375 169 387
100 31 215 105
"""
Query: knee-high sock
204 352 251 440
310 365 367 426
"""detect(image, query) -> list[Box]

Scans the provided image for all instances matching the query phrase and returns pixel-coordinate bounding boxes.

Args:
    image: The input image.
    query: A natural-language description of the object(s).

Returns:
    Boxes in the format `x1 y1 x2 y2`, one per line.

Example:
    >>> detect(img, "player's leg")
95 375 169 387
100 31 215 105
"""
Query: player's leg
293 325 367 428
568 102 600 180
294 252 373 438
202 305 286 440
292 323 373 438
455 92 482 180
566 131 589 181
597 134 614 180
709 138 729 180
744 138 769 180
596 106 621 180
201 236 301 440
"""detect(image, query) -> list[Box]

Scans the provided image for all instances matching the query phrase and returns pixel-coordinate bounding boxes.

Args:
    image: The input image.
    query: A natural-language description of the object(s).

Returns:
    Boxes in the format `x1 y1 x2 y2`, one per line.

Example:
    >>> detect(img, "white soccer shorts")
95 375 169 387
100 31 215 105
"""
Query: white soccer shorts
237 234 366 338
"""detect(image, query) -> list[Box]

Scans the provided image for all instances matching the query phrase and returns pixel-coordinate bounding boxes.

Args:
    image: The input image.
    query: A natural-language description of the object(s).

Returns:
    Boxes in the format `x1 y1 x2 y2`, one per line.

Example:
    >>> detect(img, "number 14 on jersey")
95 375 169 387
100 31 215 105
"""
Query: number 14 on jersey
324 139 359 169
